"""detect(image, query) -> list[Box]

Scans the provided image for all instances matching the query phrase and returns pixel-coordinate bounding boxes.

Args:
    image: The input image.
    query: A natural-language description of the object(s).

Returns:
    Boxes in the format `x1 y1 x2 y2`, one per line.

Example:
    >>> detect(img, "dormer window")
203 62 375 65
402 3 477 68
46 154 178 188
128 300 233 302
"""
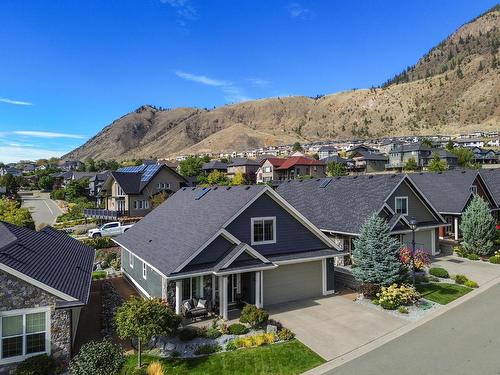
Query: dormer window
251 217 276 245
470 185 478 195
395 197 408 215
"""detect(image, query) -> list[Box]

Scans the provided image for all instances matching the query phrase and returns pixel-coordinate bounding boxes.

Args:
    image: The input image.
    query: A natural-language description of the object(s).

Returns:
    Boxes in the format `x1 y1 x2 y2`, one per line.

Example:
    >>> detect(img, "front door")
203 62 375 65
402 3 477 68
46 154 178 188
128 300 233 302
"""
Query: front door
227 274 240 304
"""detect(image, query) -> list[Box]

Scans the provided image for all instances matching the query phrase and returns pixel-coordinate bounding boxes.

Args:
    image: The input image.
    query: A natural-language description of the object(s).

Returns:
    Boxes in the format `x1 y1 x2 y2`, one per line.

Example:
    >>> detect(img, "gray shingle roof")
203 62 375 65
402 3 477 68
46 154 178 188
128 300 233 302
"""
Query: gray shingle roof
228 158 260 167
320 155 353 165
114 185 267 276
479 169 500 207
276 175 405 234
391 142 431 153
409 170 478 214
0 222 94 303
202 161 228 170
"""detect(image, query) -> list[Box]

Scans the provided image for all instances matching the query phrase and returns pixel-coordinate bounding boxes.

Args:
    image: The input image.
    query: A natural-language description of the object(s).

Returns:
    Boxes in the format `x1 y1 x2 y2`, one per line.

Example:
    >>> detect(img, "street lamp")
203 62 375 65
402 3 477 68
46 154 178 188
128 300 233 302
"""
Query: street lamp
409 217 417 285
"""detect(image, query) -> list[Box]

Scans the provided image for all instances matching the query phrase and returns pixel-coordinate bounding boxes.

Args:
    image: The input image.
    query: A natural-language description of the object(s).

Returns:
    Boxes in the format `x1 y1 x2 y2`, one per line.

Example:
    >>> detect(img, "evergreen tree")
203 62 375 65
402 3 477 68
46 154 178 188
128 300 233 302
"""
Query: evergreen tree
292 142 303 152
460 195 496 256
404 157 419 171
326 161 347 176
427 152 448 172
352 215 403 286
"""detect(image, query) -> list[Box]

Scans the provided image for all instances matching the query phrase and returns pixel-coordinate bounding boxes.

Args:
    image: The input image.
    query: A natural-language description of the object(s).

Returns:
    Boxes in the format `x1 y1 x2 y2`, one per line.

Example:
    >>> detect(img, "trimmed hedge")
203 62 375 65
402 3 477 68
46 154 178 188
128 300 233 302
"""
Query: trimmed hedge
453 274 468 285
14 354 55 375
429 267 449 278
228 323 249 335
466 253 480 261
489 255 500 264
464 280 479 288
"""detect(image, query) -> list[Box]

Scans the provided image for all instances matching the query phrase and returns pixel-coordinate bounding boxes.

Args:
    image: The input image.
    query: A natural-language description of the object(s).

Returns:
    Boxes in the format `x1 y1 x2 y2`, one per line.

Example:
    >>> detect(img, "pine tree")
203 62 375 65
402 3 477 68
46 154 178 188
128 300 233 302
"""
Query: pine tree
460 195 497 256
404 157 419 171
427 152 448 172
352 215 403 286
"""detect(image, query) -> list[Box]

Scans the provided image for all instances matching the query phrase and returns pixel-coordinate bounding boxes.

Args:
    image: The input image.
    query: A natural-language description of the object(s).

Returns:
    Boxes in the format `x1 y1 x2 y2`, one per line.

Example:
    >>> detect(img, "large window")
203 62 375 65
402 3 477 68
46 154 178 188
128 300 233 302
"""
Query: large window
395 197 408 215
1 309 49 363
251 217 276 245
133 200 150 210
181 277 200 301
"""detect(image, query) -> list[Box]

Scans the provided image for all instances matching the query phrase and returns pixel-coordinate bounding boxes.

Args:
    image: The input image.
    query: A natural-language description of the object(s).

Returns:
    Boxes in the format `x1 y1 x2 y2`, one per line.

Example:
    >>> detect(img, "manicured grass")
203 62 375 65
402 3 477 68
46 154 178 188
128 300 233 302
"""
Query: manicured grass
119 340 324 375
92 270 107 280
416 283 472 305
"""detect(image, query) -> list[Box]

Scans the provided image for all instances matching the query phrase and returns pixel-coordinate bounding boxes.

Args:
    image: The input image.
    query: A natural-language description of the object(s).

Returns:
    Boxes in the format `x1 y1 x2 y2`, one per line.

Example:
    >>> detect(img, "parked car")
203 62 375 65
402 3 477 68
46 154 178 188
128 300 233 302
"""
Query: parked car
87 222 133 238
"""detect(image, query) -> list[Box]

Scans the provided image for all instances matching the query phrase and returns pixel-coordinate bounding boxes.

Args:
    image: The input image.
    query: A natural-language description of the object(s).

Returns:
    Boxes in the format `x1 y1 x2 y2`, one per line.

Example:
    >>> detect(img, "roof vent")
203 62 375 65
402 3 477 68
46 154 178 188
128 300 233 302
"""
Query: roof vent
316 178 321 182
336 176 341 179
148 239 153 243
353 176 358 179
182 187 186 191
213 186 218 190
299 179 304 183
226 186 232 190
191 187 196 190
319 179 332 188
194 187 211 200
245 186 251 190
368 175 373 179
461 170 466 174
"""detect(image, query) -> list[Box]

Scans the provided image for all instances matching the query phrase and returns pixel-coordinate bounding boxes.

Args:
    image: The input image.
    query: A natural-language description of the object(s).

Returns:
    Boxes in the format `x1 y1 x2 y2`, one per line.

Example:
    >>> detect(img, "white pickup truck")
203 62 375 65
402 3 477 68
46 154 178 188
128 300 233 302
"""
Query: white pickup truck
87 222 134 238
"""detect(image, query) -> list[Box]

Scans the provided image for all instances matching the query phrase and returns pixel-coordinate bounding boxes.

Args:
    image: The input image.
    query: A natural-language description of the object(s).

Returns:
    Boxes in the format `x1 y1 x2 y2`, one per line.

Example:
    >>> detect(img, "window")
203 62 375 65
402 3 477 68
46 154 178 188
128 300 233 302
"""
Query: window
116 185 125 196
1 310 48 362
263 166 272 173
129 251 134 268
470 185 478 195
142 263 147 279
251 217 276 245
181 277 200 300
395 197 408 215
133 200 150 210
157 183 170 189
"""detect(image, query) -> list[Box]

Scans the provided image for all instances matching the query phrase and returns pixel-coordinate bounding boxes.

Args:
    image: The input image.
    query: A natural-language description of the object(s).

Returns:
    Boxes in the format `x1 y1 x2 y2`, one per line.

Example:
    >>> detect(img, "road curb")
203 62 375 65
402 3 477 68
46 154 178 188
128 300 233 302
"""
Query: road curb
304 275 500 375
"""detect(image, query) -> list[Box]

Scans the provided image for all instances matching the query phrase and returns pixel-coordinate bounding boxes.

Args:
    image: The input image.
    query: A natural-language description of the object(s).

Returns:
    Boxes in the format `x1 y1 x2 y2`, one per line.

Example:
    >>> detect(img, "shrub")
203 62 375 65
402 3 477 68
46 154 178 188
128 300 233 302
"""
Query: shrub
429 267 449 278
398 306 409 314
178 326 200 341
14 354 55 375
50 188 65 200
110 258 121 270
489 255 500 264
359 283 380 298
92 270 107 280
372 299 380 305
228 323 249 335
464 280 479 288
170 350 180 358
415 274 429 283
69 340 124 375
82 237 115 249
239 304 269 328
205 327 221 339
194 344 222 355
147 361 164 375
454 246 468 258
377 284 420 310
453 274 468 285
277 328 295 341
225 340 238 351
233 333 276 348
467 253 480 261
219 323 229 335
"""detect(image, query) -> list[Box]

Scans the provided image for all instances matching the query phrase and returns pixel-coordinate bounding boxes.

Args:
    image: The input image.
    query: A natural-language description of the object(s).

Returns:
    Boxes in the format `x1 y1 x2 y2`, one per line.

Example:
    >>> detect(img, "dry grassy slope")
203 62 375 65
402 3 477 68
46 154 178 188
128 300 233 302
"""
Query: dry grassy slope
64 7 500 161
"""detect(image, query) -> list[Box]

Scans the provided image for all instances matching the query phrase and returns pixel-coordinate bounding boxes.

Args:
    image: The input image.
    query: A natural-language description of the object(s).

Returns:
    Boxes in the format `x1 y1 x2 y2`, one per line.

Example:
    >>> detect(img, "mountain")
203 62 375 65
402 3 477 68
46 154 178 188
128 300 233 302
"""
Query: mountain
64 6 500 161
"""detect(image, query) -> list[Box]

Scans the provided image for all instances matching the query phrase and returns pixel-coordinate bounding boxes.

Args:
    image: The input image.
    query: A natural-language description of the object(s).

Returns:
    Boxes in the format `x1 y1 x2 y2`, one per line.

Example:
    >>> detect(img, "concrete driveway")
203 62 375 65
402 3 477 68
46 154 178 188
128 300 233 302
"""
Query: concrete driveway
267 293 405 360
20 191 63 226
432 255 500 285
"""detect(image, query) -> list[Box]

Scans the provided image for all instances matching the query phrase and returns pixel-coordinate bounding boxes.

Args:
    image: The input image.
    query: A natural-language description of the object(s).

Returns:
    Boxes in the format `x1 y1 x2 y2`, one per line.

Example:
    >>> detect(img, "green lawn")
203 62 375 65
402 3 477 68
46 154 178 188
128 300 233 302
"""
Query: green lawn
120 340 324 375
416 283 472 305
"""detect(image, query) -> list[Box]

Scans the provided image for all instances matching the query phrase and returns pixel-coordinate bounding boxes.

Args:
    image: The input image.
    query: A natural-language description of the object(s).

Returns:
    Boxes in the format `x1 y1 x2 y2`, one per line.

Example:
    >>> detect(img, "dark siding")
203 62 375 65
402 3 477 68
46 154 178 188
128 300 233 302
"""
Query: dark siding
387 180 436 222
326 258 335 291
188 235 234 265
226 193 326 256
122 248 163 297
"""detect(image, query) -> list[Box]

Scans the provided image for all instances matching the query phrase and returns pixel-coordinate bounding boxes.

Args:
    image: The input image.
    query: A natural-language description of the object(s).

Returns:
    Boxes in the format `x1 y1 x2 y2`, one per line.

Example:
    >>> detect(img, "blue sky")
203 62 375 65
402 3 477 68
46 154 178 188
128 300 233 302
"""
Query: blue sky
0 0 496 163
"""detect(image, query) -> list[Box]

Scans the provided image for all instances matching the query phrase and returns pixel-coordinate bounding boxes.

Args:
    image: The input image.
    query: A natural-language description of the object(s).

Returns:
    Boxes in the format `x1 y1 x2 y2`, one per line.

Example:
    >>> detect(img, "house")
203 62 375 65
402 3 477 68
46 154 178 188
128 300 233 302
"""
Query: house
409 170 498 240
453 138 484 148
202 161 228 175
349 150 388 173
113 185 343 320
0 222 94 372
59 160 83 171
471 147 498 164
88 171 111 202
277 174 446 260
256 158 286 183
92 164 187 219
348 144 380 154
420 149 459 169
317 146 338 160
52 171 106 191
320 155 354 171
479 169 500 223
487 138 500 147
274 156 326 180
386 142 433 170
226 158 260 182
0 167 22 177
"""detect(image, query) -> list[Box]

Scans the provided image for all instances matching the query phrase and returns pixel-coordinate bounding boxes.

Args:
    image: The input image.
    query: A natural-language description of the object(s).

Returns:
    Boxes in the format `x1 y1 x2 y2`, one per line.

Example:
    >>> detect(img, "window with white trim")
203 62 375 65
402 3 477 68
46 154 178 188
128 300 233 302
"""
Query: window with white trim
181 277 200 300
129 251 134 268
142 263 147 279
133 200 150 210
0 310 49 362
157 183 170 189
395 197 408 215
251 217 276 245
263 166 272 173
470 185 478 195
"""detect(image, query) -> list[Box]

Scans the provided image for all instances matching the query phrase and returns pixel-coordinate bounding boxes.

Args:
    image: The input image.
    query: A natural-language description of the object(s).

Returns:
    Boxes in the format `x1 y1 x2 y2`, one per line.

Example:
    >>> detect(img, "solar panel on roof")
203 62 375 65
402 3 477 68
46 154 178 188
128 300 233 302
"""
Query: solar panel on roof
117 165 145 173
319 179 332 188
141 164 161 182
194 187 211 200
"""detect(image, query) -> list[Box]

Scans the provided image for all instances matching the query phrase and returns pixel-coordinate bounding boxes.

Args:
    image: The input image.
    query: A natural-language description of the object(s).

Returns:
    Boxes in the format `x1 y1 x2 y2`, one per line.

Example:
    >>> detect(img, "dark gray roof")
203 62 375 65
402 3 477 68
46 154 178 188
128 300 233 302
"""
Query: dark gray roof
267 248 340 262
479 169 500 207
276 175 405 234
391 142 431 153
110 164 185 194
351 150 388 161
0 222 94 303
318 146 338 152
114 185 267 276
202 161 228 170
228 158 260 167
320 155 353 165
111 171 142 194
409 170 478 214
420 149 457 159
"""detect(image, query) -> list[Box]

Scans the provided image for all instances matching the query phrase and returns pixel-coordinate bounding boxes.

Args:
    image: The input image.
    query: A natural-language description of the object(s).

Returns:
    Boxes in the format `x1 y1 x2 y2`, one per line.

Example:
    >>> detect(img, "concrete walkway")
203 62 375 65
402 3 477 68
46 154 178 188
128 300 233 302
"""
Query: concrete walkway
20 191 63 226
267 292 405 361
432 254 500 285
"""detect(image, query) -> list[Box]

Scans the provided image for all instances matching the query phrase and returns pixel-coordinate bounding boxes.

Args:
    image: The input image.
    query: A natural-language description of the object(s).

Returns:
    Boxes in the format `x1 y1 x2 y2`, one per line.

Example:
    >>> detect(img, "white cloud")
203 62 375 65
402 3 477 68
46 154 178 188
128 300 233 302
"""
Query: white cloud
13 130 85 139
247 78 271 88
221 86 252 103
287 3 314 19
175 71 232 86
160 0 198 26
0 97 32 106
0 146 68 164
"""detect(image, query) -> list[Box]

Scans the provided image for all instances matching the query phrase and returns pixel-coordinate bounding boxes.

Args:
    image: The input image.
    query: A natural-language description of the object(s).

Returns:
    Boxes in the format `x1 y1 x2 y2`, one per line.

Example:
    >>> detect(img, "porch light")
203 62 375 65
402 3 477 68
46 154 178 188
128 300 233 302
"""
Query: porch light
409 217 417 231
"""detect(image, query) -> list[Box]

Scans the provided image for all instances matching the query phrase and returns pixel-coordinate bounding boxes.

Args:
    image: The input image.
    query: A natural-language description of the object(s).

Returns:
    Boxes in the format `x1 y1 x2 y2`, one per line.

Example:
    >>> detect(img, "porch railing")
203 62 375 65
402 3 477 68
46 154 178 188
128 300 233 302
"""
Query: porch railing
84 208 123 221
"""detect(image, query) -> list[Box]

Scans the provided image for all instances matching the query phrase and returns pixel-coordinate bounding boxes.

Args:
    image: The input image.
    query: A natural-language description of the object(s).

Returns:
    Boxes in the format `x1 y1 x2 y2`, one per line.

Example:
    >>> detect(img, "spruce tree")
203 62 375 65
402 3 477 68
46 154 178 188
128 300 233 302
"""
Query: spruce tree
460 195 496 256
352 215 403 286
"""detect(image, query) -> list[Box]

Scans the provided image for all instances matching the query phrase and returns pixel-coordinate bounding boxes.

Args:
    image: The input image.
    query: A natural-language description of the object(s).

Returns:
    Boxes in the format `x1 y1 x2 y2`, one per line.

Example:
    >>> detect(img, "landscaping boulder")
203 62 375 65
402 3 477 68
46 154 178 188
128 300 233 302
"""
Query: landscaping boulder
266 324 278 334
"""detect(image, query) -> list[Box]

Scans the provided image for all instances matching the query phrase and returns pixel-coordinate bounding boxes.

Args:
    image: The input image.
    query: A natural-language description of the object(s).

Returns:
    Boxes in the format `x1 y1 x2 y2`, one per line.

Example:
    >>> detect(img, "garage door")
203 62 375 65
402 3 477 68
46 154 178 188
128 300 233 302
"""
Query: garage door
263 261 322 306
402 229 437 255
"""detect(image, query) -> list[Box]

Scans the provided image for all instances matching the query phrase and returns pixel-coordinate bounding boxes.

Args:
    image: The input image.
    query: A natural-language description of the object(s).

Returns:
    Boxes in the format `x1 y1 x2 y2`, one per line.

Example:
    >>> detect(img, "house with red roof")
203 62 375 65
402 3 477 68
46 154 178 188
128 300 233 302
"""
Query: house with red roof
256 158 287 183
275 156 326 180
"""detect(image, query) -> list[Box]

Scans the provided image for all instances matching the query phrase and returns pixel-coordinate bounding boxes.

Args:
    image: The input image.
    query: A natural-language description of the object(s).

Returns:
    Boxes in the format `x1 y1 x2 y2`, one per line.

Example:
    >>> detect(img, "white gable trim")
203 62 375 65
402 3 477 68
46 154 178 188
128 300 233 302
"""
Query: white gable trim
220 243 270 269
0 263 77 302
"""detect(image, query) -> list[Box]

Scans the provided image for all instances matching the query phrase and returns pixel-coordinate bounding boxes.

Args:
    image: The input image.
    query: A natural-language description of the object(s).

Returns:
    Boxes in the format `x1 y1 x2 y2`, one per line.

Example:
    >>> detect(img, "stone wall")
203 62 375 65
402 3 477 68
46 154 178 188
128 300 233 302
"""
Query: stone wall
0 270 72 373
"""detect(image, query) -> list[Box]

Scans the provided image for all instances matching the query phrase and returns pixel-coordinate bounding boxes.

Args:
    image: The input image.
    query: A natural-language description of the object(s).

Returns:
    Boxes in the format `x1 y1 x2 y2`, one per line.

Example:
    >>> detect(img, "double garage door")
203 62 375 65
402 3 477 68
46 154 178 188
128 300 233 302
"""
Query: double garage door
263 261 323 306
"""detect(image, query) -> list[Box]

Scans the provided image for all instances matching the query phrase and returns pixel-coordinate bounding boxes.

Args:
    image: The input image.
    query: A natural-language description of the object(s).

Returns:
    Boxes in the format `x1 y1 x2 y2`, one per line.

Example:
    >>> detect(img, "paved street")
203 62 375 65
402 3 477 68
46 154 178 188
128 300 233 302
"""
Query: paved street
20 191 63 226
326 282 500 375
